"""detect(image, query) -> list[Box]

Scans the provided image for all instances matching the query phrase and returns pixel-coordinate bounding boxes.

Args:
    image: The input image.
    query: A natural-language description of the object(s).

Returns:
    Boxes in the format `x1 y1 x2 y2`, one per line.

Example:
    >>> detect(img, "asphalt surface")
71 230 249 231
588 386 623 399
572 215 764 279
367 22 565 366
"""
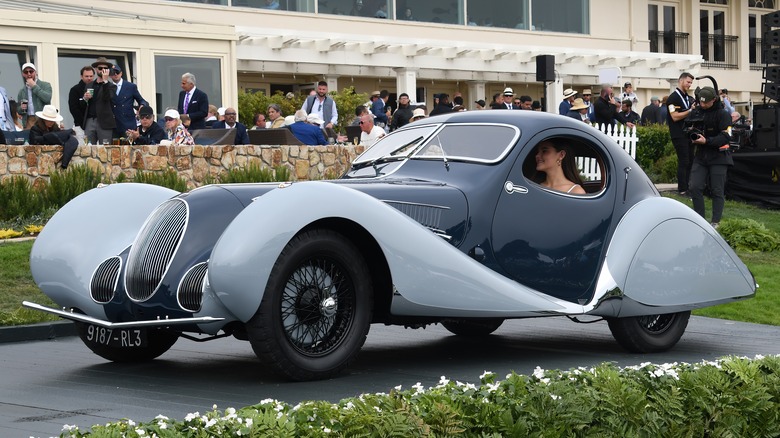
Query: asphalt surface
2 316 780 437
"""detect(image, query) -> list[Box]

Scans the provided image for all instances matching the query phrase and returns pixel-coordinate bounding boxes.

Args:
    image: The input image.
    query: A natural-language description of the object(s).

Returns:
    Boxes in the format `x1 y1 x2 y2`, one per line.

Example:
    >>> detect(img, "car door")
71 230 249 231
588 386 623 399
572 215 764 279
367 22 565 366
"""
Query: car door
491 128 618 304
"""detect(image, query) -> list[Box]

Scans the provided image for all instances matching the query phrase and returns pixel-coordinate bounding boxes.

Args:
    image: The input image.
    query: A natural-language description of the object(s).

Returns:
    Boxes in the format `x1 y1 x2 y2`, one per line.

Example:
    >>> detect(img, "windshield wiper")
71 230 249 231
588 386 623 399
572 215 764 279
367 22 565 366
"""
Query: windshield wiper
351 136 424 171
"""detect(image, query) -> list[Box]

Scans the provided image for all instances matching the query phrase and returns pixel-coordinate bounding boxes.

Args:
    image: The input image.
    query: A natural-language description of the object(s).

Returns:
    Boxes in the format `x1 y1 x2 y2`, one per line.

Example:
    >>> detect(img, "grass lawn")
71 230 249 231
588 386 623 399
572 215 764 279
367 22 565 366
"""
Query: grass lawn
1 195 778 326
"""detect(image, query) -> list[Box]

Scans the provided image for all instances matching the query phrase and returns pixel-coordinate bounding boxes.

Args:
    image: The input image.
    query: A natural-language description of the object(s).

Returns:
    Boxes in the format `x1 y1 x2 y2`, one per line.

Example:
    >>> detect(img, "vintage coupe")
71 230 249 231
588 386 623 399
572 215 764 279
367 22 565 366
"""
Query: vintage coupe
27 110 755 381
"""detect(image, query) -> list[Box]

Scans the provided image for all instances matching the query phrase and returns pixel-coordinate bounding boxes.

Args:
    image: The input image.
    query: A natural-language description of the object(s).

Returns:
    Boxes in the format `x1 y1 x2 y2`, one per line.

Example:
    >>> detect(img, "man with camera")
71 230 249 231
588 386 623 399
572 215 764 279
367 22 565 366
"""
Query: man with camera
667 72 696 195
687 86 733 229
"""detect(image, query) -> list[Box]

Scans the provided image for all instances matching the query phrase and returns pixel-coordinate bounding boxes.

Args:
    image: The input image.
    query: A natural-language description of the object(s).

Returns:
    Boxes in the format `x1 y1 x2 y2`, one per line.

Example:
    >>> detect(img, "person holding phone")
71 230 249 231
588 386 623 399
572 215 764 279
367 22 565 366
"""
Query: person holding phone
83 57 117 145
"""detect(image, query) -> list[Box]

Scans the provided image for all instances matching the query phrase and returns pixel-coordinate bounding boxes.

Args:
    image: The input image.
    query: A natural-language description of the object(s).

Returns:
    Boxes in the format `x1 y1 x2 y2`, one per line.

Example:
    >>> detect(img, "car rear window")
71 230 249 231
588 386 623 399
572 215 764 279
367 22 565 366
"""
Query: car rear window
414 124 519 163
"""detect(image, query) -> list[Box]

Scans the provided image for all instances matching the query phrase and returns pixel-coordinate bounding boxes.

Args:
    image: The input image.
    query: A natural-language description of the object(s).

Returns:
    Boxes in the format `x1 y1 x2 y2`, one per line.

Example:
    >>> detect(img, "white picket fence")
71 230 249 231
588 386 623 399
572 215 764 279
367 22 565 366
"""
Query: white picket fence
576 123 637 181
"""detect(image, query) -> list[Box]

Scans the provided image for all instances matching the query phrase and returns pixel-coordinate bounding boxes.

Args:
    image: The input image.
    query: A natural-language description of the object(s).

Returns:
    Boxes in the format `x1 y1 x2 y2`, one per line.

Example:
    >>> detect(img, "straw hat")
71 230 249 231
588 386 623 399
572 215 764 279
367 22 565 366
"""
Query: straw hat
569 98 590 111
411 108 427 120
563 88 577 99
35 105 63 123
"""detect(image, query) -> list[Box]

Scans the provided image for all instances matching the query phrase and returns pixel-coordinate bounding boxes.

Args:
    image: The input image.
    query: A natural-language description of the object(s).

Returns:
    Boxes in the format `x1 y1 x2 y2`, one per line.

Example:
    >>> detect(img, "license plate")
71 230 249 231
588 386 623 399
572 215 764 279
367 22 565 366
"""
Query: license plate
84 324 147 348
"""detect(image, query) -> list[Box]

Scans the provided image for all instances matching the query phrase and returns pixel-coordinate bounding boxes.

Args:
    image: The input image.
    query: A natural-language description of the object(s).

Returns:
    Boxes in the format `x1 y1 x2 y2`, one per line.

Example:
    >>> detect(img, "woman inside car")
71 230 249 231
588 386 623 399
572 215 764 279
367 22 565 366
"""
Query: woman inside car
530 140 586 195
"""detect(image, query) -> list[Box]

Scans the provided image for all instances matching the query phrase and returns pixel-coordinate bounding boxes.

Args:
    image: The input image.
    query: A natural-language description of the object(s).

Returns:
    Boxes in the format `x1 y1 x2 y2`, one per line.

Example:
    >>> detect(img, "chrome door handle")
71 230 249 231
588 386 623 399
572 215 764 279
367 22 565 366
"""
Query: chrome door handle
504 181 528 194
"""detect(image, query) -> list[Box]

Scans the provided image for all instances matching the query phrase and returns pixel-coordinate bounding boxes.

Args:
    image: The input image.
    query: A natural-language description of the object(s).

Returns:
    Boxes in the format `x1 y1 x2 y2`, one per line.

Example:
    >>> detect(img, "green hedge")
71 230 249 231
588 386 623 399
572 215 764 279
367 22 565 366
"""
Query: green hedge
59 355 780 437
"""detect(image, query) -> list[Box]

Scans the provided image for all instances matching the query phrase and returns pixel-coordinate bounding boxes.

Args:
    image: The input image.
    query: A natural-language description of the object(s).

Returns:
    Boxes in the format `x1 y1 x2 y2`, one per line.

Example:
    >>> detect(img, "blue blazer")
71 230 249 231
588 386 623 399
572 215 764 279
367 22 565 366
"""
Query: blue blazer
0 86 14 131
289 122 328 145
177 88 209 131
112 81 148 135
211 120 250 145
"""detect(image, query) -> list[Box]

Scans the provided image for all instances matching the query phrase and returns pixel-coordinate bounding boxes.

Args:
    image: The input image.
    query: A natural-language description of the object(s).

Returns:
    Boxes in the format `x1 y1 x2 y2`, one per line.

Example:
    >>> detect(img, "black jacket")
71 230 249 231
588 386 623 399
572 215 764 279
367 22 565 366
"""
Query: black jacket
693 105 734 166
68 81 89 129
132 121 166 145
390 105 414 131
593 96 618 126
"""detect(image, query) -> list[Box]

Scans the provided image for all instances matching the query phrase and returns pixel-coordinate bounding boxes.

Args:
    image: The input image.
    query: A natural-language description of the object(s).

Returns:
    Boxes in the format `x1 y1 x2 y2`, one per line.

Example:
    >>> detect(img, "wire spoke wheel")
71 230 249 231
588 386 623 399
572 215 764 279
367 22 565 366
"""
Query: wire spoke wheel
608 311 690 353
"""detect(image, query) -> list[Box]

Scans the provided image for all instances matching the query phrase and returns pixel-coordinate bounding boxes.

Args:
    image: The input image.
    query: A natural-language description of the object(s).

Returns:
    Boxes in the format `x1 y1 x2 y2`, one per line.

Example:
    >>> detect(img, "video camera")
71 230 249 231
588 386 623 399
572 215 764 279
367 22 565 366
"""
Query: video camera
682 75 743 151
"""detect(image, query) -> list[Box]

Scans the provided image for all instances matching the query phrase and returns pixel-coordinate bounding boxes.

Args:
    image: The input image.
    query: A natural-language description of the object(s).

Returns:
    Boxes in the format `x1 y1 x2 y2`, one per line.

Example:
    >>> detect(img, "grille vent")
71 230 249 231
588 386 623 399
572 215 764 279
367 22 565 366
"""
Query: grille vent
178 262 208 312
383 201 446 230
125 200 188 301
90 256 121 303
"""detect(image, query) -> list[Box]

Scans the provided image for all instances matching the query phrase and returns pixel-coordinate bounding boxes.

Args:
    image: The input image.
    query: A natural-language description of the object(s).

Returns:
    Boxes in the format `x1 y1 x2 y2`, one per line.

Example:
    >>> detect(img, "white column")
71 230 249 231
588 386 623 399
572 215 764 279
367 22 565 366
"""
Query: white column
325 75 339 93
394 68 418 103
467 81 486 110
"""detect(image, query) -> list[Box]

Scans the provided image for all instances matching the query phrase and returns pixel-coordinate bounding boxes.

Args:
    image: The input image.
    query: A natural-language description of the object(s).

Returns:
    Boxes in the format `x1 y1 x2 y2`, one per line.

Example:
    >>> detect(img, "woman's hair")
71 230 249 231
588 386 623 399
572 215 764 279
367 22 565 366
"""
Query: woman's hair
529 140 584 187
267 103 282 115
34 116 59 132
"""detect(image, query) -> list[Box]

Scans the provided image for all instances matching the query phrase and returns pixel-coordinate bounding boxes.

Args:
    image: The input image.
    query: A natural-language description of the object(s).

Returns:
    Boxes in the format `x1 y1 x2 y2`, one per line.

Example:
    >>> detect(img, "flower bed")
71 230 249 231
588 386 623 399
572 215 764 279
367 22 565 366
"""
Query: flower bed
61 355 780 437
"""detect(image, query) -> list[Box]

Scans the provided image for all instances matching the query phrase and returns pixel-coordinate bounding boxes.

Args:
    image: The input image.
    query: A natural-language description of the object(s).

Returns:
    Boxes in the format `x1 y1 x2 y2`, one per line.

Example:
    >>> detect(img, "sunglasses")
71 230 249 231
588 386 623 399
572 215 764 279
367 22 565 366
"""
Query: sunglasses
23 70 35 74
359 121 367 125
140 114 153 119
224 112 236 116
164 117 175 121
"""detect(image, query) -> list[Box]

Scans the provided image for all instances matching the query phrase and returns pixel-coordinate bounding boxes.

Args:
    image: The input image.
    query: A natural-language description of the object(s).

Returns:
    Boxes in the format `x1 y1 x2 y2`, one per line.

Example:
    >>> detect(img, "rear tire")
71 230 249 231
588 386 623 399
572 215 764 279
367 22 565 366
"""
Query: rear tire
75 323 179 362
441 318 504 336
607 311 690 353
247 229 373 381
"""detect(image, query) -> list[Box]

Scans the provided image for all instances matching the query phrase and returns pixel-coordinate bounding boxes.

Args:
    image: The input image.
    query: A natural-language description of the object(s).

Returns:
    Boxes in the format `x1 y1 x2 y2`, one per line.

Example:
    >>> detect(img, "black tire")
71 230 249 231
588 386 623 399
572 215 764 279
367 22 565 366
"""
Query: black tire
607 311 690 353
247 229 373 381
441 318 504 336
75 323 179 362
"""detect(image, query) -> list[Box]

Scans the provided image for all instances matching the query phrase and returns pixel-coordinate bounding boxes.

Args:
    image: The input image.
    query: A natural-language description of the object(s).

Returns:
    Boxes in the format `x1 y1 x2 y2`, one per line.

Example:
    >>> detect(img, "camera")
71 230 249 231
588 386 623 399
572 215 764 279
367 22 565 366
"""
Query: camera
728 115 753 151
683 106 706 141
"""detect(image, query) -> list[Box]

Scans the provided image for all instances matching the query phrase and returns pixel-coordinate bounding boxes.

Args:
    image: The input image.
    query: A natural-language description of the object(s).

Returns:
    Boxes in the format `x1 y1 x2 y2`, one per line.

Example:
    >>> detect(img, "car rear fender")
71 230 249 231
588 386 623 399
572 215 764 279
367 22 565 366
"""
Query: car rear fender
208 181 581 322
590 197 756 316
30 183 179 319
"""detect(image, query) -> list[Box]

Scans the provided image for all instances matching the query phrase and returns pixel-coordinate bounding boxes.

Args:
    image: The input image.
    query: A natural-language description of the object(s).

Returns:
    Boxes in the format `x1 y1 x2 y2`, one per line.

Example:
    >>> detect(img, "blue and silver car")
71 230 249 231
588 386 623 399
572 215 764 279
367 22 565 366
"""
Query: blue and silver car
26 110 756 381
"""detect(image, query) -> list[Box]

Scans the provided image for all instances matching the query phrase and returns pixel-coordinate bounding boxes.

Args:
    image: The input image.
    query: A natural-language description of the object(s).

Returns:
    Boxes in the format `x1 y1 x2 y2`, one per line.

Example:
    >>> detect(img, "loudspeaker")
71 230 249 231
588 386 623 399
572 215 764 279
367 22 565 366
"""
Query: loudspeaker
536 55 555 82
753 105 780 149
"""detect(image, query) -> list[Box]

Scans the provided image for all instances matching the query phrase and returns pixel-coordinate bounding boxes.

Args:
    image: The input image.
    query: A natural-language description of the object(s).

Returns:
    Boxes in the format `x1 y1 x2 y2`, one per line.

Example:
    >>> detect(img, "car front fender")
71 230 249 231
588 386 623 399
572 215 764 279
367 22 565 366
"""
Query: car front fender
209 181 580 323
30 183 178 319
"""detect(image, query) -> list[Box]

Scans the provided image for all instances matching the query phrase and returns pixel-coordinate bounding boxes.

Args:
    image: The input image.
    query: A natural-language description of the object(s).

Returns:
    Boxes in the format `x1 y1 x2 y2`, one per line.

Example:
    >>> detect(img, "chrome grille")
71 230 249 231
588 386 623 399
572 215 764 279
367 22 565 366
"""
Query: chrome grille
383 200 447 230
125 199 188 301
90 256 121 303
177 262 208 312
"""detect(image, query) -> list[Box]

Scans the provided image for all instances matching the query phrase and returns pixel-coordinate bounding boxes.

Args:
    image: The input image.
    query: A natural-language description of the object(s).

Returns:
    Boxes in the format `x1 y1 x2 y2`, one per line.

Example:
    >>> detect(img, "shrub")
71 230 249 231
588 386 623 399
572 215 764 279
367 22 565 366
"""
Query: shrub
43 165 104 209
212 164 292 184
636 124 672 170
132 168 189 192
718 218 780 252
0 176 44 221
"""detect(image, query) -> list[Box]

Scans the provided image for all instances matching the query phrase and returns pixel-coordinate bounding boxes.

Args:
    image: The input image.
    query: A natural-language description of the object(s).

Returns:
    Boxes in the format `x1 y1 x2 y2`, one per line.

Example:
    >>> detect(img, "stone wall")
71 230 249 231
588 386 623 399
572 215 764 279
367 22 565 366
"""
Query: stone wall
0 144 366 189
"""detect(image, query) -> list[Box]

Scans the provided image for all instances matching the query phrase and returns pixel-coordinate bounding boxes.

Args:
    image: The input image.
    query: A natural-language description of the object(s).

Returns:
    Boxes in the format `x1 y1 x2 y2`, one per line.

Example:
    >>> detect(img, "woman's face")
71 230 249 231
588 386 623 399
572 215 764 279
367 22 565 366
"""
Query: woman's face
268 108 279 120
535 142 563 173
44 120 56 129
165 117 179 131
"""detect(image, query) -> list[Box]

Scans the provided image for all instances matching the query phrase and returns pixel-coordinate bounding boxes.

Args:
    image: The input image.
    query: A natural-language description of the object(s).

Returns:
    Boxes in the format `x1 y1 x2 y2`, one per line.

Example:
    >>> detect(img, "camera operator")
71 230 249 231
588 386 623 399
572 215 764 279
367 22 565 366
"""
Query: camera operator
667 72 696 195
688 86 733 229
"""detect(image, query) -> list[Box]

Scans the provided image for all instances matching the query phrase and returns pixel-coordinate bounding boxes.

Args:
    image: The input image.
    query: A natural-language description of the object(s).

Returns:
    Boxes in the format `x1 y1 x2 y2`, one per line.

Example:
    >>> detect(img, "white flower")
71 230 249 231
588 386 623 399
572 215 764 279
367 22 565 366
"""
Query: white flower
154 415 169 421
394 384 403 391
136 429 146 436
158 422 168 430
480 370 494 379
127 419 136 426
373 406 381 413
184 412 200 422
550 394 560 400
344 401 355 410
486 382 500 393
412 382 425 393
532 366 546 379
246 418 253 427
226 407 236 416
205 418 217 428
62 424 78 431
438 376 450 386
540 378 550 385
323 427 332 433
213 404 218 410
465 383 476 391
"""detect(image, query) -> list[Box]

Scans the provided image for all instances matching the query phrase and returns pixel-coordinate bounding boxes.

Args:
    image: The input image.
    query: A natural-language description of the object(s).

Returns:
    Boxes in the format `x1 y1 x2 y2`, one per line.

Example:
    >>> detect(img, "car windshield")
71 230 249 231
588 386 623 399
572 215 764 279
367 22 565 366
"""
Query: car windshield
414 124 519 163
352 125 439 165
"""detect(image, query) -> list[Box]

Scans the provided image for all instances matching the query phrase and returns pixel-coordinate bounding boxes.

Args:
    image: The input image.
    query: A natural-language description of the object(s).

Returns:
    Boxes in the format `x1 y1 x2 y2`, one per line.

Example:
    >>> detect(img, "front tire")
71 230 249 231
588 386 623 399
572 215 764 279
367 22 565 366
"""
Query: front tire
247 229 373 381
607 311 690 353
75 323 179 362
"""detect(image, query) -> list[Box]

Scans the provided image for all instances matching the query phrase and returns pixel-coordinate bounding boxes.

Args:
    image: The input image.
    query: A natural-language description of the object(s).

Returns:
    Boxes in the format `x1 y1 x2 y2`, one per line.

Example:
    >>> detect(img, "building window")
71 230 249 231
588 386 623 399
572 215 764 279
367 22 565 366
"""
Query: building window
57 52 129 129
396 0 462 24
749 0 775 7
154 55 222 118
701 0 728 4
531 0 589 34
466 0 528 29
318 0 387 17
649 3 688 54
236 0 315 12
0 47 28 106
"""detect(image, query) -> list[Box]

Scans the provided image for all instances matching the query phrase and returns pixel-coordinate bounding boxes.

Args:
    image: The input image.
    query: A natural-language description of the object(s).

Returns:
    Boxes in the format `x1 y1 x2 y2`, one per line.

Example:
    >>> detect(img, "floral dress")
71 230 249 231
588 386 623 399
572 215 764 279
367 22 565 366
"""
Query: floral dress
169 124 195 145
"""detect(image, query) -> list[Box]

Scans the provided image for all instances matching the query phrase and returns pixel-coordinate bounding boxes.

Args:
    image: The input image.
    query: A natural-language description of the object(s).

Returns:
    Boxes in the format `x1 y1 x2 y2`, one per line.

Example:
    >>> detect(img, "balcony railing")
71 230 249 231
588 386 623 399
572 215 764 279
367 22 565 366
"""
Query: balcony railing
751 37 764 70
649 31 690 54
701 34 739 69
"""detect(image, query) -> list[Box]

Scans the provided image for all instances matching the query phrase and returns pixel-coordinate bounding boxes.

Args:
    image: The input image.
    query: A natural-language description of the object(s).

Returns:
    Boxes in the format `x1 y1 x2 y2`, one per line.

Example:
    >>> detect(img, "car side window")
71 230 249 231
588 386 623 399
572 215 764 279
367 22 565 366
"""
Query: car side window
522 137 608 195
415 124 518 163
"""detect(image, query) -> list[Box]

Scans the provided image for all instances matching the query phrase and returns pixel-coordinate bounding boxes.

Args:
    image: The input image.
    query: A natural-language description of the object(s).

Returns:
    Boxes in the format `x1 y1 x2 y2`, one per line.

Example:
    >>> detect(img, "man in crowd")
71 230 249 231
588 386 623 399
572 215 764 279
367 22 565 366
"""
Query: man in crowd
350 104 369 126
667 72 696 195
84 57 117 144
289 109 328 145
110 64 148 138
390 92 414 131
359 113 385 147
370 89 390 129
302 81 338 130
640 96 663 125
499 87 518 109
518 95 533 110
430 93 454 116
205 105 219 128
616 99 640 128
581 88 595 120
251 112 267 130
720 89 736 114
211 107 250 144
17 62 52 128
125 106 165 145
565 98 591 123
67 66 95 142
178 72 209 130
593 84 620 127
559 88 577 115
474 99 486 110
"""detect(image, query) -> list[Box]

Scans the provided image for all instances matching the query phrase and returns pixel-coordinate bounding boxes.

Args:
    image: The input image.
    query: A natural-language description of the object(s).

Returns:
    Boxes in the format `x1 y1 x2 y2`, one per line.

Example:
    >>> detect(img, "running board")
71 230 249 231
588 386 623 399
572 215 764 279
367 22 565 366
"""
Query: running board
22 301 224 329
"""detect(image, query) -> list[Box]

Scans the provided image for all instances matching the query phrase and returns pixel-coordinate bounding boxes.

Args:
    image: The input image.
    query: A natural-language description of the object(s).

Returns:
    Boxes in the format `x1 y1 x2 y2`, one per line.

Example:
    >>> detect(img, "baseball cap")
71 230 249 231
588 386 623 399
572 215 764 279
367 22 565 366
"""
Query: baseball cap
164 109 180 119
22 62 36 71
475 99 486 107
698 86 717 102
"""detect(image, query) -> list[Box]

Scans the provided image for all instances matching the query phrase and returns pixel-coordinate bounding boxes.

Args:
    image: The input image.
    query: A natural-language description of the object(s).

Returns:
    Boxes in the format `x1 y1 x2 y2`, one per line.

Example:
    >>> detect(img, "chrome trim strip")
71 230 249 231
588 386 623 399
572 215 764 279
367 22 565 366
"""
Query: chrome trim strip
22 301 223 328
176 262 208 312
89 256 122 304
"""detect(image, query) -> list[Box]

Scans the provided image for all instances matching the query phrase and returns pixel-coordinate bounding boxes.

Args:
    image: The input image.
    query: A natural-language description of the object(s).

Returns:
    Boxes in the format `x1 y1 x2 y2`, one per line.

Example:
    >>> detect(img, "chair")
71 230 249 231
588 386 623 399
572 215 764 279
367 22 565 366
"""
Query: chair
248 128 303 145
191 128 236 145
345 125 362 143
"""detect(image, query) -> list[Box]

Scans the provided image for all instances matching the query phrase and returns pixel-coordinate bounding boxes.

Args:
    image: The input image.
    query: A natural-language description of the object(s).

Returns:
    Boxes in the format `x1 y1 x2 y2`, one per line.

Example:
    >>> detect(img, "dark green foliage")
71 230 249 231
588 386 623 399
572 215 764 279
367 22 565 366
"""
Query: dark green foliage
718 218 780 252
43 165 104 209
636 124 672 170
0 176 44 221
132 168 188 192
212 164 291 184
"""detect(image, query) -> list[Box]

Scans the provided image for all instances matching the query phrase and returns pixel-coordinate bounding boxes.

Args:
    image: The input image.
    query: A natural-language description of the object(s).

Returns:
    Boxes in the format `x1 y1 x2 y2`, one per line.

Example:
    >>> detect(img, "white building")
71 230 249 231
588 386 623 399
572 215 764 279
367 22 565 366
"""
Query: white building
1 0 776 125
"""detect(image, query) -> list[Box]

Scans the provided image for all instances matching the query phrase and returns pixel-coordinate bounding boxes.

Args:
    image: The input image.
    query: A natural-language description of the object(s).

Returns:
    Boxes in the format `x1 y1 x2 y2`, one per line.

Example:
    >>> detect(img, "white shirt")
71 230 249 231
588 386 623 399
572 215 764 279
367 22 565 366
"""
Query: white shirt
301 96 338 126
360 125 385 147
114 78 123 95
